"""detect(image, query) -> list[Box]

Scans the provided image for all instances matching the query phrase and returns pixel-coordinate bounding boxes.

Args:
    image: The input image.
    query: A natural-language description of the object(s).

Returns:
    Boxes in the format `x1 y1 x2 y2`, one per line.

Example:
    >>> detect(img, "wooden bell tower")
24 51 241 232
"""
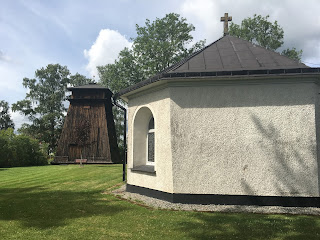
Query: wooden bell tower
54 83 120 164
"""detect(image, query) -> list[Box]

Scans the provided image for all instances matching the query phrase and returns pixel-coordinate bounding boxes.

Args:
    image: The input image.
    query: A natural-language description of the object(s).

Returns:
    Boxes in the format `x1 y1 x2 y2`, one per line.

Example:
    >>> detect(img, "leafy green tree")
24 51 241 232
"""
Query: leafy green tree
70 73 94 87
97 47 140 94
229 14 283 51
133 13 206 78
0 128 47 168
0 100 14 130
98 13 206 93
229 14 302 61
12 64 91 153
281 47 303 62
0 127 13 167
98 13 205 149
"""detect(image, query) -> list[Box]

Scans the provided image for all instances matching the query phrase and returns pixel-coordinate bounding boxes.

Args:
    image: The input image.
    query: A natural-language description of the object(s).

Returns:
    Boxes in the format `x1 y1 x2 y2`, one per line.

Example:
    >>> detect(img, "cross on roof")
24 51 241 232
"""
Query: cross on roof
220 13 232 36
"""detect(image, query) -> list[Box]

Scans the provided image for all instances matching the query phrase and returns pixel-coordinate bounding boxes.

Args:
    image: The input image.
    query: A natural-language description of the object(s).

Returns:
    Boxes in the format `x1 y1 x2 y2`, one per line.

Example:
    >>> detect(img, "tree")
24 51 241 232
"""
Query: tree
133 13 206 78
97 47 140 94
0 100 14 130
229 14 302 61
12 64 92 153
98 13 206 93
70 73 94 87
281 47 303 62
98 13 206 149
0 128 47 167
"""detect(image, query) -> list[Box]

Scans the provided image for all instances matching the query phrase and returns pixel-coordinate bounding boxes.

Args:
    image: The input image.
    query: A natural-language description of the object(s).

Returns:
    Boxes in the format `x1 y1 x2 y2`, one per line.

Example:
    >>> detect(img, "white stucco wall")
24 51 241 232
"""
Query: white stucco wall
126 87 174 193
170 81 319 197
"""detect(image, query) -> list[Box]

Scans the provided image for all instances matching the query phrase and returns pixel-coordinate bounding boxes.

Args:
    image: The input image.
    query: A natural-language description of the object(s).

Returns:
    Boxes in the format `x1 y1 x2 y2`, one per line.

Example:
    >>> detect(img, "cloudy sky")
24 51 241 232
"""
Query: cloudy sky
1 0 320 128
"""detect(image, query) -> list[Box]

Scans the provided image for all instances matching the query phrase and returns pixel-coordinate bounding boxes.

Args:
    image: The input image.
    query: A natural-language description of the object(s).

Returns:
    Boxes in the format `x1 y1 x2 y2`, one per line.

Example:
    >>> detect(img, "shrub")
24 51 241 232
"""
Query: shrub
0 128 47 167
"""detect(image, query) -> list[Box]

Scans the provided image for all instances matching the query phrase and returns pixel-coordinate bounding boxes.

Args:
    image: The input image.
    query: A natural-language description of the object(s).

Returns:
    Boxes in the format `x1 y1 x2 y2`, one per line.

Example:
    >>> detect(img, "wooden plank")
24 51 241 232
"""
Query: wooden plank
75 159 87 163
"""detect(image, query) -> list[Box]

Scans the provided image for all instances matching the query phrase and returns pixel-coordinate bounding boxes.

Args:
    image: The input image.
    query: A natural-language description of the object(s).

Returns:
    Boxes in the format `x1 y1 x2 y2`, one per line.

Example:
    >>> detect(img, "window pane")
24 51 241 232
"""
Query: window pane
148 132 154 162
148 117 154 130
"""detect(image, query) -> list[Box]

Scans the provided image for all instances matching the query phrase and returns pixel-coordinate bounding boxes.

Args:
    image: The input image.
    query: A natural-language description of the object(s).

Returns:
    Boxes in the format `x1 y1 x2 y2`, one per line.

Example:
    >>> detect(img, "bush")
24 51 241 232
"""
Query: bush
0 128 47 167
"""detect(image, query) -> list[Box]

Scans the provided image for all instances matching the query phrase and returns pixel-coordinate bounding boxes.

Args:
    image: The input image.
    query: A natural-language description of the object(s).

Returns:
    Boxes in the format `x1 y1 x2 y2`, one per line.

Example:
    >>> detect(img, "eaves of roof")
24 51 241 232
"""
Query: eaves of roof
117 35 316 98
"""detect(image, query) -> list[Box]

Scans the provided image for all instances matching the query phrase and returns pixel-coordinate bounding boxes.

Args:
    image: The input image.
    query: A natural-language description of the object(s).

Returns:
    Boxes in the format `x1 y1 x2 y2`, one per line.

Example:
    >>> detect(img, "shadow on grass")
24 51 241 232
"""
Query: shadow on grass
177 211 320 239
0 187 128 229
0 168 8 171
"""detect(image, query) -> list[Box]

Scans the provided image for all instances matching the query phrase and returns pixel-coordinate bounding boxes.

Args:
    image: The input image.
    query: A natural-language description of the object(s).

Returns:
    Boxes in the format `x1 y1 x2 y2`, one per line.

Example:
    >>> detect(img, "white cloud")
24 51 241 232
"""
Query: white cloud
84 29 132 78
180 0 220 43
20 0 72 37
0 50 12 62
0 63 24 93
10 110 30 131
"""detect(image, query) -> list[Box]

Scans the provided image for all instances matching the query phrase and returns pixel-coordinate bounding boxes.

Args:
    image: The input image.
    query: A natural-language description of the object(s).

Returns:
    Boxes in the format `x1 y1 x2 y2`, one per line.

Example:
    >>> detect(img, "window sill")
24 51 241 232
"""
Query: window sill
131 165 156 174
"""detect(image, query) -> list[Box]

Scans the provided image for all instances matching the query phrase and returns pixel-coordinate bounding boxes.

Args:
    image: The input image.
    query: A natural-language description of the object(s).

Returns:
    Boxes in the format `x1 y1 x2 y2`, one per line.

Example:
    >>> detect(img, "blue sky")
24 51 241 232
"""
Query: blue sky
1 0 320 128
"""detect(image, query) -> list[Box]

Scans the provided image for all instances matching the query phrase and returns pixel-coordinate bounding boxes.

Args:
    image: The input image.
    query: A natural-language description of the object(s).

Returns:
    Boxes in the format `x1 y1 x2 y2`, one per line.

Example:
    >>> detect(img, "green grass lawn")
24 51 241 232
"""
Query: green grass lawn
0 165 320 240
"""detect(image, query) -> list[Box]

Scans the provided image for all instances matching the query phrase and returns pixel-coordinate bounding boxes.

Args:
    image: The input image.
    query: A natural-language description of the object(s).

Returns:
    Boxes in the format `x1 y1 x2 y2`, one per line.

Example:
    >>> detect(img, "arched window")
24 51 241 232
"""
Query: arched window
147 117 155 164
132 107 155 171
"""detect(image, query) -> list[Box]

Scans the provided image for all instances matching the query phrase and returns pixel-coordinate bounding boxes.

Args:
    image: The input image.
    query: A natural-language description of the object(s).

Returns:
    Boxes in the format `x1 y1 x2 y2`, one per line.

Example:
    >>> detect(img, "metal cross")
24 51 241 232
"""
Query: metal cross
220 13 232 36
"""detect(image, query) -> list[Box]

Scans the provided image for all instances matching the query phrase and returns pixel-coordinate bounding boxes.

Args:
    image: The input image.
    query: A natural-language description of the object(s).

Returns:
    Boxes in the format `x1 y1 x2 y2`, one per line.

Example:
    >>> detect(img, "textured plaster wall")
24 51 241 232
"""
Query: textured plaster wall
127 88 173 193
170 82 319 197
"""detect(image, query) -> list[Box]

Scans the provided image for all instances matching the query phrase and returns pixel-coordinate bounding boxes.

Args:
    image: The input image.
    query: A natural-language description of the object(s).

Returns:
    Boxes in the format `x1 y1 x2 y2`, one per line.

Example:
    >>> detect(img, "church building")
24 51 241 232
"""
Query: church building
118 14 320 207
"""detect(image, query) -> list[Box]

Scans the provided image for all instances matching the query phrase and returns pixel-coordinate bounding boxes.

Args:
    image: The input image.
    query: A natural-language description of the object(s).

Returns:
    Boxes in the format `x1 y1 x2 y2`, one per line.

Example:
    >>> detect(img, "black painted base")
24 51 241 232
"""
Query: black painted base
126 184 320 208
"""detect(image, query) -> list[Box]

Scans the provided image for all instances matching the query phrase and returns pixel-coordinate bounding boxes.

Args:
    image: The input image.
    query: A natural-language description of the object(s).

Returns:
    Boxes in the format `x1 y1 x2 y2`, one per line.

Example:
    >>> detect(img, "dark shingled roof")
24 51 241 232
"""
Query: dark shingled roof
118 35 316 97
167 35 307 73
